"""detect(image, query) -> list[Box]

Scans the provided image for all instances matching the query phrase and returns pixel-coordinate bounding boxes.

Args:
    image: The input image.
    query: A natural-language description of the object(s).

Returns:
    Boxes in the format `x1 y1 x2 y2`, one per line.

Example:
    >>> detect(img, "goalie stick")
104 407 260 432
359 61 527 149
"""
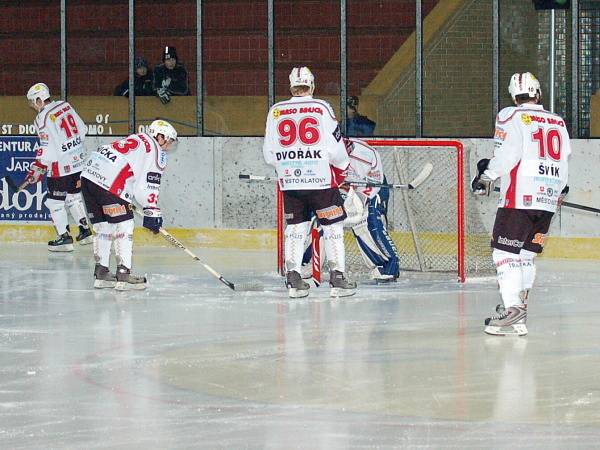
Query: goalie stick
492 187 600 214
133 209 264 292
239 162 433 190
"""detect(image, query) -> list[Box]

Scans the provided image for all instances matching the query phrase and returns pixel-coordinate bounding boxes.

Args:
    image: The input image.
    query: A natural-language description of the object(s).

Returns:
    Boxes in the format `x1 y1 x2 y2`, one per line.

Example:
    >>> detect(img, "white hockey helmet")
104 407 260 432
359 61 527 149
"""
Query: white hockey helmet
289 66 315 95
148 119 178 149
508 72 541 102
26 83 51 103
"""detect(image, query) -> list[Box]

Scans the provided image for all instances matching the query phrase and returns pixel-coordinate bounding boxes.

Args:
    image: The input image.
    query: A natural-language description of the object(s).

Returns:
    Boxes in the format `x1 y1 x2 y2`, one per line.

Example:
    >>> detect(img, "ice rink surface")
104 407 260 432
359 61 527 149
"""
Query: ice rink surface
1 242 600 449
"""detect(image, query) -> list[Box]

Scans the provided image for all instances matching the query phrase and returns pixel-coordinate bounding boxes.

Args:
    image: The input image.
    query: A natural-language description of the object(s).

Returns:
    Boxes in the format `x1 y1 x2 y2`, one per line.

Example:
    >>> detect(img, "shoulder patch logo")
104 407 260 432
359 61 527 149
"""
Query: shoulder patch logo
520 113 531 125
273 108 281 119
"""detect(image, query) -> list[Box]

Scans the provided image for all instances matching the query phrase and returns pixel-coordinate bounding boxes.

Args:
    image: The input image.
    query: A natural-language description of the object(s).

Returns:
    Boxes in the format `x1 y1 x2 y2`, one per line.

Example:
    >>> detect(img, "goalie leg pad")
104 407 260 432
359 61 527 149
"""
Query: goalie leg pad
284 221 311 274
92 221 113 268
45 197 69 235
493 249 523 308
322 222 345 273
352 198 400 277
114 219 134 269
65 193 89 227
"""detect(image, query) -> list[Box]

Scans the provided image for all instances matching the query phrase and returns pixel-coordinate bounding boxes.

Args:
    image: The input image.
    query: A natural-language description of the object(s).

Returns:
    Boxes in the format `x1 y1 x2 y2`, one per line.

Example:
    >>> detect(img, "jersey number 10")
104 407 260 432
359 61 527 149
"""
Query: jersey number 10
532 127 562 161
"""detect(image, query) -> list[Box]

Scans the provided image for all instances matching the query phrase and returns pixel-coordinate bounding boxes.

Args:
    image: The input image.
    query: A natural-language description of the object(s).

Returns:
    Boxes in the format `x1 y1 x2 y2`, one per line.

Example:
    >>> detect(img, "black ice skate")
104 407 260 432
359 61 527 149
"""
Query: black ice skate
94 264 117 289
286 270 310 298
484 305 527 336
48 232 74 252
115 264 147 291
329 270 357 298
76 225 93 245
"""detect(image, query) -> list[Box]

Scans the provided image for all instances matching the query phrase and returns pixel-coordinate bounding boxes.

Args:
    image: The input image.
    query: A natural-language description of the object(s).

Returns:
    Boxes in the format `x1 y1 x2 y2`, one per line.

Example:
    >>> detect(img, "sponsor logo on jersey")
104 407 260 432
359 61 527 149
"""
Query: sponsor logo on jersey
333 125 342 142
62 136 82 152
531 232 546 246
535 196 557 206
273 108 281 119
497 236 524 248
85 169 107 184
316 205 344 221
494 257 519 268
547 187 554 196
294 169 301 176
102 204 127 217
520 113 565 128
64 165 71 173
523 195 532 206
147 172 162 184
276 149 322 160
49 114 57 123
494 128 507 140
282 177 326 185
53 104 71 119
39 132 49 141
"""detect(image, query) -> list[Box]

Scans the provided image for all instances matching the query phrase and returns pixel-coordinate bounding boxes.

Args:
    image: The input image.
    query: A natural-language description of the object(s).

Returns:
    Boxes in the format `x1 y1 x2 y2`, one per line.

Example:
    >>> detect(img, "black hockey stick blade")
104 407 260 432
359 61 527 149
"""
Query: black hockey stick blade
239 173 276 182
492 186 600 214
2 175 20 193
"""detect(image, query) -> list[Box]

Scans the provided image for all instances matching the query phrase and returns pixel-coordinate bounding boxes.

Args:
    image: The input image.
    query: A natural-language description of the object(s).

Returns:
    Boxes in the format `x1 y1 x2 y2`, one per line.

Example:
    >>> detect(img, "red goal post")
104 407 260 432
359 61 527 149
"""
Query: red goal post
276 139 493 282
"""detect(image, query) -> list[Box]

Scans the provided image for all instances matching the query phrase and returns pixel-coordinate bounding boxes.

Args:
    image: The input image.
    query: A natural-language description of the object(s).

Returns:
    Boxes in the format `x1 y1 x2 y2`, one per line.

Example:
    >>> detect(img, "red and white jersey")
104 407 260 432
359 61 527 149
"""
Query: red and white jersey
81 133 166 209
345 138 384 202
488 103 570 213
262 95 349 191
33 100 87 178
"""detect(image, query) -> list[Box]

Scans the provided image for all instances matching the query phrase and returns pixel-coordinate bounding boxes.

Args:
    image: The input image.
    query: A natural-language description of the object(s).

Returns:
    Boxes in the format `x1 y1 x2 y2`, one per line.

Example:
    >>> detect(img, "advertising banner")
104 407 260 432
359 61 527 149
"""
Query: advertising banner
0 137 50 222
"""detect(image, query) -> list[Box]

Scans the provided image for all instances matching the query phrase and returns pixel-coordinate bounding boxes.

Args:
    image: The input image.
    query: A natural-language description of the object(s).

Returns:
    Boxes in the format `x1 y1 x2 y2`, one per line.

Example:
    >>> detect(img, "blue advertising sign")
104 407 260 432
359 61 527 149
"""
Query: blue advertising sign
0 137 50 222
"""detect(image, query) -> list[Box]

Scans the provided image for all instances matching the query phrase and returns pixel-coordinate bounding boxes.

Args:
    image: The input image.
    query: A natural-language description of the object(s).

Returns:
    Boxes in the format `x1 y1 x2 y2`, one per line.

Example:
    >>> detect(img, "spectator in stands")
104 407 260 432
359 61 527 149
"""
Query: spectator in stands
114 57 154 97
153 46 189 104
346 96 376 136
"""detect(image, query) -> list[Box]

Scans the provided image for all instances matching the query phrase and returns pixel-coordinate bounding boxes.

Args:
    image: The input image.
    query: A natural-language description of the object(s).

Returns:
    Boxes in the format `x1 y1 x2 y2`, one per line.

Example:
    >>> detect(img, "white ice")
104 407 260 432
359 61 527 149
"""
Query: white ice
1 242 600 449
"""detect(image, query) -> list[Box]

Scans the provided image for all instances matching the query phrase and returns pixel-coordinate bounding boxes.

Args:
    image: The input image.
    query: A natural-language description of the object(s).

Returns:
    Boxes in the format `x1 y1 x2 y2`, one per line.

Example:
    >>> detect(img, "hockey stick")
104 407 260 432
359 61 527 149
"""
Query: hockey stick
1 174 29 194
133 210 264 292
239 163 433 190
492 187 600 214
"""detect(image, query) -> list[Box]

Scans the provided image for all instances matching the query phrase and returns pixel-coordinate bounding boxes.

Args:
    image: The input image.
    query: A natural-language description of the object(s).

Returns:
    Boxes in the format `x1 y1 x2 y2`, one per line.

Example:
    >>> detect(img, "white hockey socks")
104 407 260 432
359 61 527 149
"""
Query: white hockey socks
493 249 523 308
114 219 134 269
284 221 311 274
322 222 346 273
65 193 89 227
520 249 537 300
92 221 113 267
45 198 69 235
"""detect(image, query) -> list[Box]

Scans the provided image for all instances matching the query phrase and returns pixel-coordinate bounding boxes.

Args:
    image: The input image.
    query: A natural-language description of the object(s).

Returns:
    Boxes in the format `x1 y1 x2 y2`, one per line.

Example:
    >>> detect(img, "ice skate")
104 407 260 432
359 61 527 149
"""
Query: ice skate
329 270 357 298
115 264 147 291
76 225 93 245
48 232 74 252
484 305 528 336
370 267 396 283
286 270 310 298
94 264 117 289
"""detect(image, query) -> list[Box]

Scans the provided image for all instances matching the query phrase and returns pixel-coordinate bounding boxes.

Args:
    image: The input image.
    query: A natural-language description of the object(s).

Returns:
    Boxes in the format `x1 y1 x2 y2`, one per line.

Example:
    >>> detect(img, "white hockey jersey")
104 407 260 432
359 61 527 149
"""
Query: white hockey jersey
81 133 167 209
33 100 87 178
487 103 570 213
263 95 349 190
345 138 384 203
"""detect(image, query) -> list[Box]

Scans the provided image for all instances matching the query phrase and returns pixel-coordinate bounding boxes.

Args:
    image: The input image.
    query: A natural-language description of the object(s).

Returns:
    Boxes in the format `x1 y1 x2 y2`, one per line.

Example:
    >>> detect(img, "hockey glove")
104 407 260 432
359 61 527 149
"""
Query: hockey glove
330 164 348 188
558 185 569 207
471 158 493 196
143 207 163 234
26 160 47 184
157 87 171 104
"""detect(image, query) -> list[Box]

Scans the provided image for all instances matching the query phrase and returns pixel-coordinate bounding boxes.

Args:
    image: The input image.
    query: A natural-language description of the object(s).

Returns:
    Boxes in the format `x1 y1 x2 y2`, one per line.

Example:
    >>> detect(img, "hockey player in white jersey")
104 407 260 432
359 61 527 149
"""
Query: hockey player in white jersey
472 72 571 336
263 67 356 298
80 120 178 290
343 138 400 281
26 83 92 251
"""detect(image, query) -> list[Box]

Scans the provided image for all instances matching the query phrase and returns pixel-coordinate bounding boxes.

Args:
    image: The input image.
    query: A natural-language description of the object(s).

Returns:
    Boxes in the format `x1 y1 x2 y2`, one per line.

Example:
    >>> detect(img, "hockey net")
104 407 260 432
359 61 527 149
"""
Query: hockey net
276 139 494 282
